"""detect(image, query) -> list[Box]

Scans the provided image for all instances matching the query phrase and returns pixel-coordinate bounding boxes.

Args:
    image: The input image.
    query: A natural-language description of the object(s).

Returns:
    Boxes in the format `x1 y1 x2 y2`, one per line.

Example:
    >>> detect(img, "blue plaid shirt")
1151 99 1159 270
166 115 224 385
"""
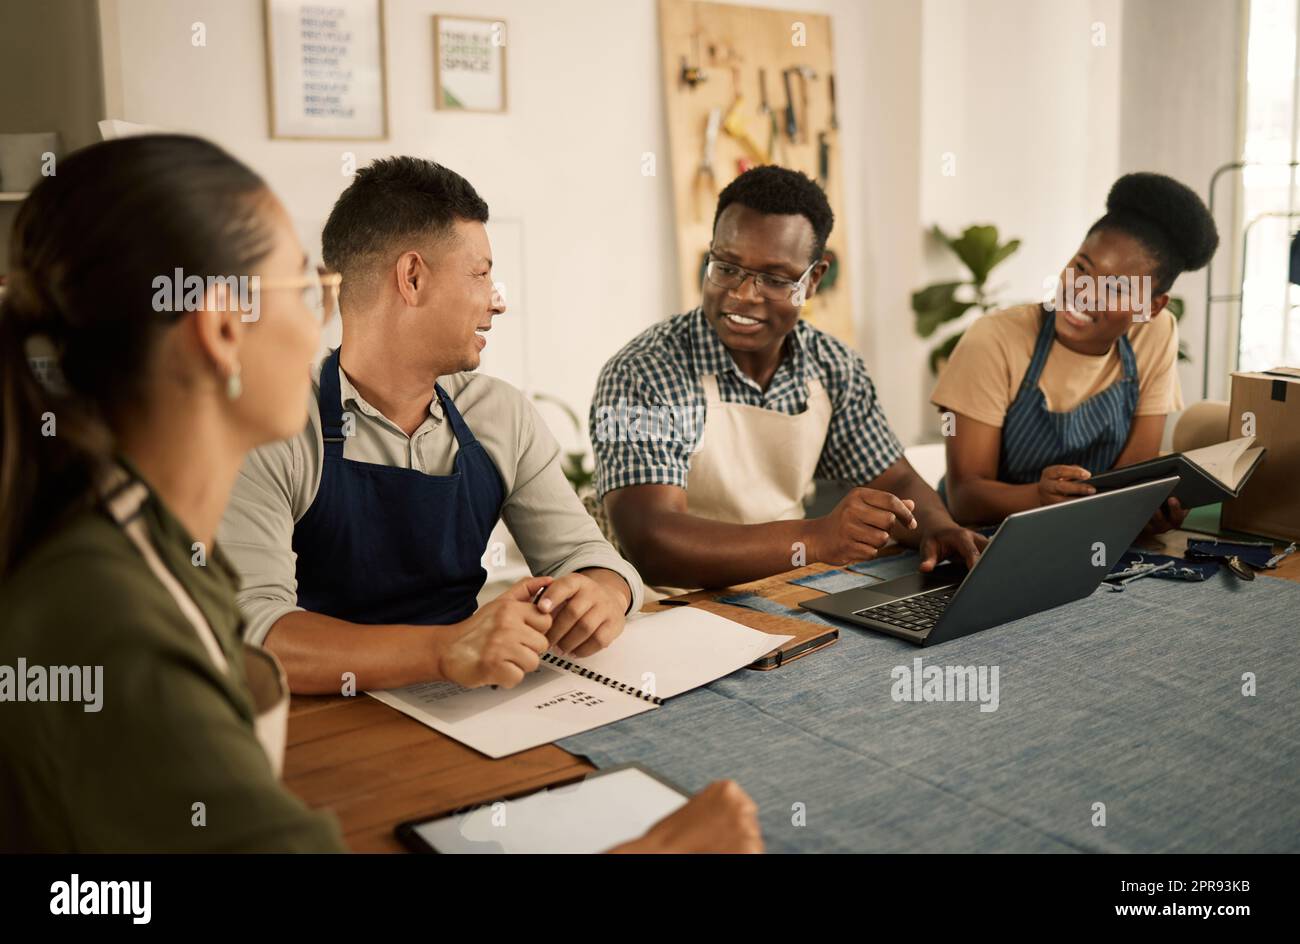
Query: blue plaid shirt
590 308 904 499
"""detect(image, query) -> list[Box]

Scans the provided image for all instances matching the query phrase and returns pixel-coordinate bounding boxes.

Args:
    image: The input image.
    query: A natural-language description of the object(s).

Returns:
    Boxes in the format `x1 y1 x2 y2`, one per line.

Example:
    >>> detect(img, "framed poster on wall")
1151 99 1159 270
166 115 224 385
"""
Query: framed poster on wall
434 15 507 112
264 0 388 140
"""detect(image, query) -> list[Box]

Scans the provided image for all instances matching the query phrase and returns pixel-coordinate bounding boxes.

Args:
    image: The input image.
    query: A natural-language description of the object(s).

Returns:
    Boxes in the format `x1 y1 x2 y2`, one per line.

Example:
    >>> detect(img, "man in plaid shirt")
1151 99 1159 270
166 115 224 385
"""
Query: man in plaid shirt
590 166 985 590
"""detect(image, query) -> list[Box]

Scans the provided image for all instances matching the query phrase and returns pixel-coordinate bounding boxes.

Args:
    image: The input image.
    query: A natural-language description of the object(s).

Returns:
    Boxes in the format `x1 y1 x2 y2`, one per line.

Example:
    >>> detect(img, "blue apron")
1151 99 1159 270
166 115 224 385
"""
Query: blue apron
291 348 505 625
997 307 1139 484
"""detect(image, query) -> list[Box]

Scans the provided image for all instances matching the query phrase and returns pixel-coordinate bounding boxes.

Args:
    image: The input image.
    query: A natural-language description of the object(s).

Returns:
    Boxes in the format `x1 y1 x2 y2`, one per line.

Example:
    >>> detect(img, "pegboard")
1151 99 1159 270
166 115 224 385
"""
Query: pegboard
657 0 852 343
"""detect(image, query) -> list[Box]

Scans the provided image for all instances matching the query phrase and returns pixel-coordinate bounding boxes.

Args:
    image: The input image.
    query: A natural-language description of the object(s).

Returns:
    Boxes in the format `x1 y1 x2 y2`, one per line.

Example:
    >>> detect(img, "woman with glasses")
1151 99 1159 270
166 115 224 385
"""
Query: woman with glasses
0 134 760 852
590 165 984 595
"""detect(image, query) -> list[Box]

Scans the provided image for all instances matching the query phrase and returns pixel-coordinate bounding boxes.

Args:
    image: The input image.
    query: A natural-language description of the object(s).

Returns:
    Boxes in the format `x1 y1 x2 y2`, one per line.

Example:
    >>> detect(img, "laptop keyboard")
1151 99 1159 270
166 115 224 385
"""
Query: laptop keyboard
854 586 957 634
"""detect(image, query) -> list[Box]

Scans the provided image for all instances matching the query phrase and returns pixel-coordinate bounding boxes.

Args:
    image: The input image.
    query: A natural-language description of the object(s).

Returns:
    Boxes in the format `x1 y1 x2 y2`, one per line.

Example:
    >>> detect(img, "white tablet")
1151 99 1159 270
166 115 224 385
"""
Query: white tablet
396 764 690 854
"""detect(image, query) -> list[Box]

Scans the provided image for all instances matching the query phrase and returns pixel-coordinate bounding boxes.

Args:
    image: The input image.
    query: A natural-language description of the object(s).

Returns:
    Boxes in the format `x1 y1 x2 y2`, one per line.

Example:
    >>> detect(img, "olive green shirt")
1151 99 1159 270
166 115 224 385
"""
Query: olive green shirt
0 475 345 852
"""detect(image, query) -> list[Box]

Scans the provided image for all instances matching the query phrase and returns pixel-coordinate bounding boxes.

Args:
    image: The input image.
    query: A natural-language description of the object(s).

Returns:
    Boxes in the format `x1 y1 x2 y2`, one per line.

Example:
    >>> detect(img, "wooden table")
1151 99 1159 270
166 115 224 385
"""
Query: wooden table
284 536 1300 852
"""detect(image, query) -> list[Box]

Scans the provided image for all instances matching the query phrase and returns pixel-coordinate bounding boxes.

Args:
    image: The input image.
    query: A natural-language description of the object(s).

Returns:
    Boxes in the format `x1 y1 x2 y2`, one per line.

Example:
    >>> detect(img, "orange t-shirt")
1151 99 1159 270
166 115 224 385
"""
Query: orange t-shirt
930 304 1183 428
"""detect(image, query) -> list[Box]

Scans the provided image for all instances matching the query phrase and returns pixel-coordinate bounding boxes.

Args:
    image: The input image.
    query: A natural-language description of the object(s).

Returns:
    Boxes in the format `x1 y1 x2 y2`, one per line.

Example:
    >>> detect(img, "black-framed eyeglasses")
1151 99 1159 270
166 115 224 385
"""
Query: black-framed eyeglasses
705 254 816 302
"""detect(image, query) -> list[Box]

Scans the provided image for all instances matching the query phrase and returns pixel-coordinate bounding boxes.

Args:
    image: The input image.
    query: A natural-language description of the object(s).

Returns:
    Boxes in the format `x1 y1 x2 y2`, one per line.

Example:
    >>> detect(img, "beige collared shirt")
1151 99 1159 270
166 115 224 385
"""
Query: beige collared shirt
218 355 643 645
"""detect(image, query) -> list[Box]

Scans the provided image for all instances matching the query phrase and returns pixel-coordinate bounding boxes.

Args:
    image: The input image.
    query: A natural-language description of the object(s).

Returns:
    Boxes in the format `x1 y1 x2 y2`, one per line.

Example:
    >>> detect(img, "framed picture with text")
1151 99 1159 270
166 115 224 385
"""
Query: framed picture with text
434 15 507 113
264 0 388 140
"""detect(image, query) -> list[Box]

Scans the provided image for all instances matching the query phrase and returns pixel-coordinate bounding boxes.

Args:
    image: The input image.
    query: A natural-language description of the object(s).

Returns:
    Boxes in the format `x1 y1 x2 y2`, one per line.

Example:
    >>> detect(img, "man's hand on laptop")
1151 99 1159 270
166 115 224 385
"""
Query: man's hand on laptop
437 576 554 689
918 524 988 572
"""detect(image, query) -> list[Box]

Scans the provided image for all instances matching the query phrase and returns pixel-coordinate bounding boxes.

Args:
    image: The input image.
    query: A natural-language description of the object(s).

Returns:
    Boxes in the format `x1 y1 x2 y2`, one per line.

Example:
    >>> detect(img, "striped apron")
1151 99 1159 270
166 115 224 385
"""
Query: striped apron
998 308 1139 484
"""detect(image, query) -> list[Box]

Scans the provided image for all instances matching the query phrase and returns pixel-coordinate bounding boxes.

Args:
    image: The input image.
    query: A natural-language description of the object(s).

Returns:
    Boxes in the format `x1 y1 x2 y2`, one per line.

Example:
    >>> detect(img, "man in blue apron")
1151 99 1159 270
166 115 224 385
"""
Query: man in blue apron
589 166 986 591
219 158 641 693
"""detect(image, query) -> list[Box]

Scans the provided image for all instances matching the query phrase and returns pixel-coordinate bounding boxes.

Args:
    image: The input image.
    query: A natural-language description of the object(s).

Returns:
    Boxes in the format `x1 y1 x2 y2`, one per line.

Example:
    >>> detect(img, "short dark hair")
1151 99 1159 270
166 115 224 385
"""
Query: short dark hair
1087 172 1218 295
713 165 834 264
321 156 489 285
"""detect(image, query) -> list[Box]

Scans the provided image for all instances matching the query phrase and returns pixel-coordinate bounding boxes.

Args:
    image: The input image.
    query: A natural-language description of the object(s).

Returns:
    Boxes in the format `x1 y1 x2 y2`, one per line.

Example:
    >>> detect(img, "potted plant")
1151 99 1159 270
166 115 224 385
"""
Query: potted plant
912 224 1020 373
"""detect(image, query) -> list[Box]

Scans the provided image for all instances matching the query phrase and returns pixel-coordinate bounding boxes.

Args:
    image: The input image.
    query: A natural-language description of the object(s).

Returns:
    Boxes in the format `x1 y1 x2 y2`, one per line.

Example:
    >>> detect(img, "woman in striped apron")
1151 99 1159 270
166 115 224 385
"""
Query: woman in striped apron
932 172 1219 528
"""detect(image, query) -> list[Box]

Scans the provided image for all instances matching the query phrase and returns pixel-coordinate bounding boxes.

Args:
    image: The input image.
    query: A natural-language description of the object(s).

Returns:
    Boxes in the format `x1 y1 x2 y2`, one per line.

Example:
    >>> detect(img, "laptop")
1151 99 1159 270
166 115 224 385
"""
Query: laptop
799 476 1178 646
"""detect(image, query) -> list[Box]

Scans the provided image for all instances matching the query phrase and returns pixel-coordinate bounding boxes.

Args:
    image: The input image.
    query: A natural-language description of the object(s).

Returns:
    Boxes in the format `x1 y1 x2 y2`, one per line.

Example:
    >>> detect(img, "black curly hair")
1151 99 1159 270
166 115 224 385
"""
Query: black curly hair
1086 172 1218 295
713 165 835 264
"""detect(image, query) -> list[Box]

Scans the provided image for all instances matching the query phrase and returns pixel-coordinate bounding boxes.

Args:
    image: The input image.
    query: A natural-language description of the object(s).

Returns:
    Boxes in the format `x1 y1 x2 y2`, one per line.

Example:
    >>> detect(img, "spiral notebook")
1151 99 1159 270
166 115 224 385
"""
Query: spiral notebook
368 607 791 758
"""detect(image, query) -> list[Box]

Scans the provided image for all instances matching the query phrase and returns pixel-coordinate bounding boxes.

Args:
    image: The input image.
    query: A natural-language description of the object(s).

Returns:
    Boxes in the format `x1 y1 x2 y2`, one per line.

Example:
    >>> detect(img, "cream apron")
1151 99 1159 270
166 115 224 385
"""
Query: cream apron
686 374 833 523
646 373 833 598
100 468 290 777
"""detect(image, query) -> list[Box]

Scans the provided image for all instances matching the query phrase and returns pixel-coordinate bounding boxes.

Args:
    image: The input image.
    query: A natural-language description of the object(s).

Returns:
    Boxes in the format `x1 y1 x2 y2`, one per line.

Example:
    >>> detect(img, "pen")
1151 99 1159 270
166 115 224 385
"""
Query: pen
515 585 553 685
532 585 552 672
491 584 551 689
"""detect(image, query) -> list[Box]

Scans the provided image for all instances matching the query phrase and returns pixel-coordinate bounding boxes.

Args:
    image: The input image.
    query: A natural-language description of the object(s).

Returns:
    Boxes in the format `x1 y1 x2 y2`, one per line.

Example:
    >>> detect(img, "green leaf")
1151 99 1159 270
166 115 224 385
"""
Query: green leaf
911 281 975 338
946 225 1002 286
987 238 1021 272
912 281 961 311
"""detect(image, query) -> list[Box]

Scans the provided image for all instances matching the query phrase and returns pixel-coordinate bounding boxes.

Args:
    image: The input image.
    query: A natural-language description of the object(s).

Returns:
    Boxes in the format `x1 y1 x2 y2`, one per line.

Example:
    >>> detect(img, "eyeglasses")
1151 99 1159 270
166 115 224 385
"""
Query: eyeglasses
704 254 816 303
257 266 342 321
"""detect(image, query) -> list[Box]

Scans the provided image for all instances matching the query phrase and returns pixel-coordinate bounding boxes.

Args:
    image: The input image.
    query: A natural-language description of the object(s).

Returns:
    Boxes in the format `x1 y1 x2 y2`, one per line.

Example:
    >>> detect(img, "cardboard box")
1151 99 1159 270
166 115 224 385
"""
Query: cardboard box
1222 370 1300 542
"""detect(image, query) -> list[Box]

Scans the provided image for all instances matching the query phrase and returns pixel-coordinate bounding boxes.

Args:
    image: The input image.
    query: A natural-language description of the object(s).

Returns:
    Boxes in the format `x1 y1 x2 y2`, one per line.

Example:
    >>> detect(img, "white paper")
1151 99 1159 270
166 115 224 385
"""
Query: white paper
412 767 688 854
1185 436 1261 489
562 605 791 699
369 608 791 758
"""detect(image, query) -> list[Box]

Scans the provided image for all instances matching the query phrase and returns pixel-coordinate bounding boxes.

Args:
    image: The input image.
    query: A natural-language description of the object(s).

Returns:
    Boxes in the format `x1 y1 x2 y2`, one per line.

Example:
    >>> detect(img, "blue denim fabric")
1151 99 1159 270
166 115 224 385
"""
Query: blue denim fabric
560 570 1300 852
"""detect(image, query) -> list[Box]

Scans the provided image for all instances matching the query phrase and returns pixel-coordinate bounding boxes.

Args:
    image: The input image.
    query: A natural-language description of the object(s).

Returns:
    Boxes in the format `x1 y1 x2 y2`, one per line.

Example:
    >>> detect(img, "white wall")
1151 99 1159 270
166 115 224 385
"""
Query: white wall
95 0 923 450
1119 0 1246 404
919 0 1123 436
85 0 1249 454
848 0 926 453
917 0 1248 436
98 0 673 453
